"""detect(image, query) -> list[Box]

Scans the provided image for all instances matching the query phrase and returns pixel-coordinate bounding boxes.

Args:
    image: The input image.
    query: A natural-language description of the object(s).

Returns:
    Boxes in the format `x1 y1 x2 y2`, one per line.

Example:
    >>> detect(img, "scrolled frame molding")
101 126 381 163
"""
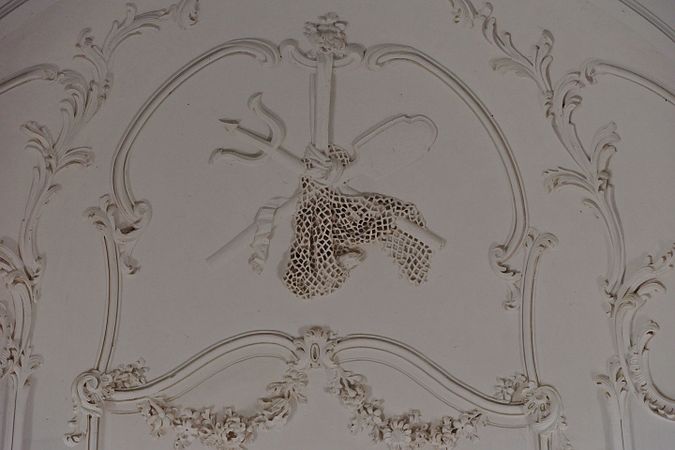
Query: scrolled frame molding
6 1 671 449
106 19 530 294
0 2 200 450
64 10 575 450
446 0 675 448
67 224 568 450
363 43 529 288
0 0 29 21
617 0 675 43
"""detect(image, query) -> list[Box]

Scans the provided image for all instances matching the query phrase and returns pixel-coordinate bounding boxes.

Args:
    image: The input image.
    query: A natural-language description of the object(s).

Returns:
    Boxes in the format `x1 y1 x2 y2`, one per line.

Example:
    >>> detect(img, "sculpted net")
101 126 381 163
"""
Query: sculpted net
282 145 432 299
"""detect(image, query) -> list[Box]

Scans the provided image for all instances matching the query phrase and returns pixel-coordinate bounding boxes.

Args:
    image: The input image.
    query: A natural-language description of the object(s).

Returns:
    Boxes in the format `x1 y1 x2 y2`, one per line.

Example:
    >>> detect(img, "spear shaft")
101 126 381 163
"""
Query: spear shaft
311 52 334 152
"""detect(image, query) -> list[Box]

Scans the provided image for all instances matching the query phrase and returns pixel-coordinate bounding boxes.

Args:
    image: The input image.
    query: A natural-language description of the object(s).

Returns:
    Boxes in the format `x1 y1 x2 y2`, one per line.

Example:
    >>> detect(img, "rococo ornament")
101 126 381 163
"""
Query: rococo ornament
1 1 672 450
206 13 446 299
67 327 492 450
62 8 570 450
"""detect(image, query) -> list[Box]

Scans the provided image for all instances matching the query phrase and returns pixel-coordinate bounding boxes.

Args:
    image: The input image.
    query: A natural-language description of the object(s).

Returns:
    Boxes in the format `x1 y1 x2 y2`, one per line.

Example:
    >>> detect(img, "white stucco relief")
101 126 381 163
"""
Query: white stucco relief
206 14 446 299
0 2 199 449
445 1 675 449
0 1 673 450
60 8 576 450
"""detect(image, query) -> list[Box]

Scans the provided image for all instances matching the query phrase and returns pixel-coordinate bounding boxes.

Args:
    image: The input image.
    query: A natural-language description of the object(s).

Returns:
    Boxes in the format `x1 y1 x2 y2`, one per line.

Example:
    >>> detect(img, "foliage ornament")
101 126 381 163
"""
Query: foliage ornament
0 2 199 449
68 328 491 450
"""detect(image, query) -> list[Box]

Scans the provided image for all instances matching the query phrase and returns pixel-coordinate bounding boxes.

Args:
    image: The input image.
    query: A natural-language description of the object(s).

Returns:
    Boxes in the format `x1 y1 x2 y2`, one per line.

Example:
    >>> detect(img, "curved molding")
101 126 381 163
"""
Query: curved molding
108 38 281 274
109 17 527 301
111 38 281 220
613 246 675 421
70 167 569 450
59 10 584 449
595 357 633 450
0 2 200 450
518 230 558 384
0 64 59 96
8 2 669 449
106 331 298 408
443 0 675 442
0 0 29 21
68 327 574 450
617 0 675 43
331 333 524 423
84 199 123 372
279 39 365 71
364 43 530 283
63 197 128 447
581 59 675 105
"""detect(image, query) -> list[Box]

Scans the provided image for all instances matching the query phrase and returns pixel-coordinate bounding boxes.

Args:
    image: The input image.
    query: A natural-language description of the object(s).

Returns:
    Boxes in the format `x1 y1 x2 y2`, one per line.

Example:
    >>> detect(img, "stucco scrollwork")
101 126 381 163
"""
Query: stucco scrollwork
617 0 675 43
0 2 200 449
68 204 572 449
68 328 491 450
211 94 443 297
494 374 572 450
65 360 148 445
443 0 675 446
60 8 583 450
104 12 528 302
10 0 673 448
136 364 308 449
67 318 575 450
208 14 445 299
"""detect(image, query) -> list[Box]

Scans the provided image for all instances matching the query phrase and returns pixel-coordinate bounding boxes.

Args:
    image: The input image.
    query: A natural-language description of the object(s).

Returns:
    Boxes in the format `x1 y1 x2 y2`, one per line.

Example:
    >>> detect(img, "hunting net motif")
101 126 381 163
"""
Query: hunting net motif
282 144 433 299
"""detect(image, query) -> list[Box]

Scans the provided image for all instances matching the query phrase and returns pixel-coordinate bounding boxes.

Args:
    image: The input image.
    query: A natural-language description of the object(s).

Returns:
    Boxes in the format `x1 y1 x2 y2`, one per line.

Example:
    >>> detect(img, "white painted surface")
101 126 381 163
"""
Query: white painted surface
0 1 674 449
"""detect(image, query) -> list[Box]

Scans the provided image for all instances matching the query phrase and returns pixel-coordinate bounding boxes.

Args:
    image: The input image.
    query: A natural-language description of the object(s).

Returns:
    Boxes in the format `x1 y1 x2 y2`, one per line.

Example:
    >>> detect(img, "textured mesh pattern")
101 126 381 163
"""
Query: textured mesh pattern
282 145 432 299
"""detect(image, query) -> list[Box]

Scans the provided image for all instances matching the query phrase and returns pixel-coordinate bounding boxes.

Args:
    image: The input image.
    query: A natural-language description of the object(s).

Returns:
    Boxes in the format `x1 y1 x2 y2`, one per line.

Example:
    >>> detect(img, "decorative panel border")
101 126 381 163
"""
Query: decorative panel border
0 1 672 450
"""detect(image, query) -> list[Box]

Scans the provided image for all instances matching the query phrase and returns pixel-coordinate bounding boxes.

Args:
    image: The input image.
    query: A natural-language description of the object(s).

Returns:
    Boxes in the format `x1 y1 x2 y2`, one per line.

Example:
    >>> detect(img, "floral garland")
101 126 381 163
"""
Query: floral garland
135 361 486 450
69 328 575 449
139 367 308 450
494 373 572 449
328 367 486 450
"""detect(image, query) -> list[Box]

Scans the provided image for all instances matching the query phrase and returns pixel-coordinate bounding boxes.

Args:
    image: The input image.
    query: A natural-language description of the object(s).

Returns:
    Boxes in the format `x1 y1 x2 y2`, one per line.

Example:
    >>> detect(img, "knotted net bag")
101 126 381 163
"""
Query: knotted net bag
282 145 432 299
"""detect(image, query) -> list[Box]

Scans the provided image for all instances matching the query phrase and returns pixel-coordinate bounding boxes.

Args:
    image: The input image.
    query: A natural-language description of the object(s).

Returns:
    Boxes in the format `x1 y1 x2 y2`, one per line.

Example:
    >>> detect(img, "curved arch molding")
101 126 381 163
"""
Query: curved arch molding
0 1 673 450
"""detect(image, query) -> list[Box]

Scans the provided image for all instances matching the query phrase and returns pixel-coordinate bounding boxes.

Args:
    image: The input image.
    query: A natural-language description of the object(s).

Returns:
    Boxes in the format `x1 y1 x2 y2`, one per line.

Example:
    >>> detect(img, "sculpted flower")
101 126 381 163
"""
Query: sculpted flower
266 368 308 402
303 12 347 56
354 400 385 426
328 370 367 408
439 416 454 435
140 399 177 438
95 373 115 401
383 417 412 450
409 423 430 448
522 386 551 421
200 408 251 449
109 359 148 389
454 411 485 441
220 408 251 449
428 418 458 449
257 395 293 429
173 409 200 449
494 373 528 401
199 407 216 424
350 400 386 441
